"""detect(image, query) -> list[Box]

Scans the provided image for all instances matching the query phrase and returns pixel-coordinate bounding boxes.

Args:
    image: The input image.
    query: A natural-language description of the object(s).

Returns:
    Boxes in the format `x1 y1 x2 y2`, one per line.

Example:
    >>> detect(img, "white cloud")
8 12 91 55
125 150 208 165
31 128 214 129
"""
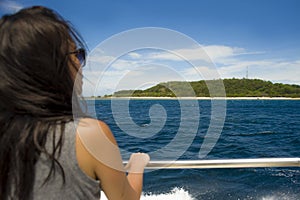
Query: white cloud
110 59 140 70
147 51 183 61
87 50 149 71
128 52 142 59
84 44 300 96
182 66 221 81
88 55 115 64
144 45 252 63
82 64 190 96
0 0 23 13
88 44 248 70
250 60 300 84
146 47 211 62
217 59 300 85
202 45 244 60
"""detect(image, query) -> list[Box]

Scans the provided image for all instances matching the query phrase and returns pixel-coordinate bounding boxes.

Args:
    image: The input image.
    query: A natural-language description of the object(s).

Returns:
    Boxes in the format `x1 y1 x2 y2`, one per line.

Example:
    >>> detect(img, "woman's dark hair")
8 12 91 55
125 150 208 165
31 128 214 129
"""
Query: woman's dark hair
0 6 87 199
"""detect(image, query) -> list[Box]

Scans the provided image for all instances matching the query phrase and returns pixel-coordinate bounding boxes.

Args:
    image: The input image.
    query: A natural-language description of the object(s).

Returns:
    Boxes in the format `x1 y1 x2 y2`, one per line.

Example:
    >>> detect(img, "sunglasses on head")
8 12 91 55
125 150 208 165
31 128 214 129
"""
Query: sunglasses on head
68 48 86 66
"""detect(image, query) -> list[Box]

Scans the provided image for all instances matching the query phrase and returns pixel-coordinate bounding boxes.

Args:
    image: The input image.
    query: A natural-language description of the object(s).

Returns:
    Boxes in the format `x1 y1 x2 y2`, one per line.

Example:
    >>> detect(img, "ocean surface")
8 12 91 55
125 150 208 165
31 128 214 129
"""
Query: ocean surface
87 99 300 200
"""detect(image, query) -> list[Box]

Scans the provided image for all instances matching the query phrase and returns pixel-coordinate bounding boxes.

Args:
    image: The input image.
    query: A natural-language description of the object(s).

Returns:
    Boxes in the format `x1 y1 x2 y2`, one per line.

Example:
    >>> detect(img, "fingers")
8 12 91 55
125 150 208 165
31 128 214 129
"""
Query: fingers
124 161 131 171
125 153 150 173
131 152 150 162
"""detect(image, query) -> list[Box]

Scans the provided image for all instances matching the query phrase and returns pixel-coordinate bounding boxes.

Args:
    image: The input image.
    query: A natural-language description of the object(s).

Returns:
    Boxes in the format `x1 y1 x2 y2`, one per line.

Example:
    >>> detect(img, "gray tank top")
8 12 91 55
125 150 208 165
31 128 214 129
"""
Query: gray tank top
33 121 101 200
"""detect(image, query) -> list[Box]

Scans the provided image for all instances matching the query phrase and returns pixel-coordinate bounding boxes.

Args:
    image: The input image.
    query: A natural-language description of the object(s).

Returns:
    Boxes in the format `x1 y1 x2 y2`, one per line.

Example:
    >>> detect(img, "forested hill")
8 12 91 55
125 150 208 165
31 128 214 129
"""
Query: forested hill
111 79 300 98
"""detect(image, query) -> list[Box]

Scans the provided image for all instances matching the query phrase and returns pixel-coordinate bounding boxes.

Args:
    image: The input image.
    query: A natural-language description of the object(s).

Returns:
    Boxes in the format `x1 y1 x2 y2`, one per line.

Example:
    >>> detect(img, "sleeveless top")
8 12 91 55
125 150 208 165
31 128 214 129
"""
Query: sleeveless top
32 121 101 200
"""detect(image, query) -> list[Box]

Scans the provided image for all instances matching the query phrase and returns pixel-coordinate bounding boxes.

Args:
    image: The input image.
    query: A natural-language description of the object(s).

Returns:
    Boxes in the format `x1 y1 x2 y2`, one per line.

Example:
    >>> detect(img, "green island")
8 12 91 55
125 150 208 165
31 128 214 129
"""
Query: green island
96 78 300 98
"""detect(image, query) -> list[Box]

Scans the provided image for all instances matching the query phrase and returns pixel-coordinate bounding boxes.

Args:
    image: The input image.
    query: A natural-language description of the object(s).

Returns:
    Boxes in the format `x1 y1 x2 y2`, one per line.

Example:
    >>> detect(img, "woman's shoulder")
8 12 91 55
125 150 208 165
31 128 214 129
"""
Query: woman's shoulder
76 117 118 148
75 117 123 181
78 117 105 126
77 118 111 134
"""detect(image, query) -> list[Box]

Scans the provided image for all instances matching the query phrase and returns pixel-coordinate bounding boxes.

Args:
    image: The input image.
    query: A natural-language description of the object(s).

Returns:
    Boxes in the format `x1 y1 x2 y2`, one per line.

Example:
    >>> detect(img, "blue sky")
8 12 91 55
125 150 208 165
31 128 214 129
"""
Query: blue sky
1 0 299 96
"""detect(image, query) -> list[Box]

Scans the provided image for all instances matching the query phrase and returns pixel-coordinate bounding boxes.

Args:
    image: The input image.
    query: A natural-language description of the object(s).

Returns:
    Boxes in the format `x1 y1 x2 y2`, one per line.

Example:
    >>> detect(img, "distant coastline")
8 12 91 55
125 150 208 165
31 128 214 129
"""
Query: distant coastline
111 78 300 98
85 78 300 99
84 96 300 100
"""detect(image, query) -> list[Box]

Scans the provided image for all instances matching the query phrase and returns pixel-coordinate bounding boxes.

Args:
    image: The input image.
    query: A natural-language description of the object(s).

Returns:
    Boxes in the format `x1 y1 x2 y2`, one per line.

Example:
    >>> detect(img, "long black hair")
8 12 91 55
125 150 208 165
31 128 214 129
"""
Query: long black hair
0 6 87 199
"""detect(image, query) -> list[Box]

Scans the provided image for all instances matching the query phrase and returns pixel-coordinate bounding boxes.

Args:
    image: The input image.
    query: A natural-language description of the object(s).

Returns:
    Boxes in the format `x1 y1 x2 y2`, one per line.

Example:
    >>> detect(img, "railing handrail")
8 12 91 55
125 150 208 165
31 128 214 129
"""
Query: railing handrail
124 158 300 169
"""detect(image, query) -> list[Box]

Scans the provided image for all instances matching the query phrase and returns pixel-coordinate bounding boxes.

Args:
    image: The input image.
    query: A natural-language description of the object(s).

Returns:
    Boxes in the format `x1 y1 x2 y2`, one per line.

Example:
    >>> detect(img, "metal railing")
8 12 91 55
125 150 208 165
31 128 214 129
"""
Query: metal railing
125 158 300 169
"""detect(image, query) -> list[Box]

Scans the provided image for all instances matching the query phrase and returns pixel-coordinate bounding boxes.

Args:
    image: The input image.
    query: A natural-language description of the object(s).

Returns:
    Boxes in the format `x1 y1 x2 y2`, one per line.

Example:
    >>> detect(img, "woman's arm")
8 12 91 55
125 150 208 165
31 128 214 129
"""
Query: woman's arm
76 118 149 200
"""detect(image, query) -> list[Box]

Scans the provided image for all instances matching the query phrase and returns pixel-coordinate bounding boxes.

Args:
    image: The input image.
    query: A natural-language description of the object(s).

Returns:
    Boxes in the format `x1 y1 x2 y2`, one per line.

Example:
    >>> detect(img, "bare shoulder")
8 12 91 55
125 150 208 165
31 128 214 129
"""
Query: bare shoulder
77 118 117 145
77 117 107 130
75 117 124 183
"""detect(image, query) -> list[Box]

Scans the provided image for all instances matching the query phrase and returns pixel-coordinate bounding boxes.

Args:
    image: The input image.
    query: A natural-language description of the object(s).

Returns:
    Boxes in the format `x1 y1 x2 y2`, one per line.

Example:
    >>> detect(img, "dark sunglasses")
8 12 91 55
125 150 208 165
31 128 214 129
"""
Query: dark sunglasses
68 48 86 66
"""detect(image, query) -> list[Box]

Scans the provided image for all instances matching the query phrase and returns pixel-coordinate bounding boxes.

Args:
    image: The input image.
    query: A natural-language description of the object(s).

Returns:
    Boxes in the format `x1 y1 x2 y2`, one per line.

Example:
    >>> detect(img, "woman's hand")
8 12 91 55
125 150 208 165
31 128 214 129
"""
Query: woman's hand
124 153 150 173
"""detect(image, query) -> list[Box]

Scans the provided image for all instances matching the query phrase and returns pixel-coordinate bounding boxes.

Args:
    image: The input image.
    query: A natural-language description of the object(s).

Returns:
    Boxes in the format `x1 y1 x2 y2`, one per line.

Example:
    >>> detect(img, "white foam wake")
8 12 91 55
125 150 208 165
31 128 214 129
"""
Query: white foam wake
100 187 194 200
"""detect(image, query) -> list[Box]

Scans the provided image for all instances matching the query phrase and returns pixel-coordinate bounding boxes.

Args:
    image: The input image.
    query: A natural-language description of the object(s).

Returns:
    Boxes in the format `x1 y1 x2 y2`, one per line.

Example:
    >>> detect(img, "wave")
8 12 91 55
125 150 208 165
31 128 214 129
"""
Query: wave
100 187 194 200
229 131 277 137
100 188 298 200
261 193 297 200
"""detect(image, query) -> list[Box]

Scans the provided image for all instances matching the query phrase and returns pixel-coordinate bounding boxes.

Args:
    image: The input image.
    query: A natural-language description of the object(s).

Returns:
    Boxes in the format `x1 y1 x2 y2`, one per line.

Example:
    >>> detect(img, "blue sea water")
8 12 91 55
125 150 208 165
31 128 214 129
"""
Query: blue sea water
89 99 300 200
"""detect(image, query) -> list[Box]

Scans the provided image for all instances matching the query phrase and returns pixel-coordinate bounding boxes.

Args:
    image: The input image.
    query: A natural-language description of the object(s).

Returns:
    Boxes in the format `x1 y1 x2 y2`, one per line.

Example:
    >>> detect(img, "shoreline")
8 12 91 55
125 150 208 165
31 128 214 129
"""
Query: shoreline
84 96 300 100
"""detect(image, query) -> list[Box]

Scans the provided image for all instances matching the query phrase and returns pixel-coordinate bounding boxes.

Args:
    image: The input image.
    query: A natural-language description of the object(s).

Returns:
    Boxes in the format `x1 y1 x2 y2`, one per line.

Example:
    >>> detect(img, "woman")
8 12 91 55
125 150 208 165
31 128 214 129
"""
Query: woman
0 6 149 200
